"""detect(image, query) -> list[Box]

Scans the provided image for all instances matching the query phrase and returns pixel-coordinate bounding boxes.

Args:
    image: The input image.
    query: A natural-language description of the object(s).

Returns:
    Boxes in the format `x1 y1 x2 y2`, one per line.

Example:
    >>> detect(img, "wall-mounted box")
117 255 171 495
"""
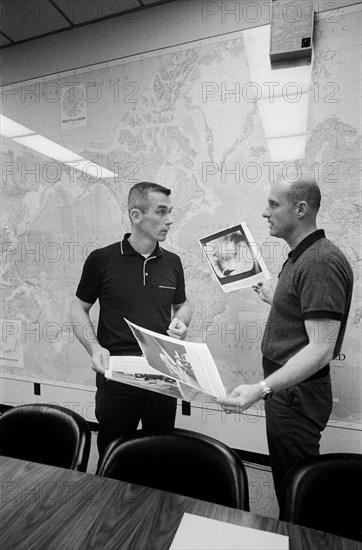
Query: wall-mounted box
269 0 314 62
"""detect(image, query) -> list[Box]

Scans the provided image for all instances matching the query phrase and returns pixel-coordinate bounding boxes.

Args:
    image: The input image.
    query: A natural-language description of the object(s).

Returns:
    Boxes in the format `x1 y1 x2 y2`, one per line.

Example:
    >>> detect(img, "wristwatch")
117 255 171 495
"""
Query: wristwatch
259 380 273 400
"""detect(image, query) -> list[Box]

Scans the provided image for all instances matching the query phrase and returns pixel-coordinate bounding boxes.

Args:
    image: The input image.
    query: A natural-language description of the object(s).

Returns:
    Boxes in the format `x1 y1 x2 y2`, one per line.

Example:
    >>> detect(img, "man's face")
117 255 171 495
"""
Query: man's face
138 191 173 242
262 181 298 240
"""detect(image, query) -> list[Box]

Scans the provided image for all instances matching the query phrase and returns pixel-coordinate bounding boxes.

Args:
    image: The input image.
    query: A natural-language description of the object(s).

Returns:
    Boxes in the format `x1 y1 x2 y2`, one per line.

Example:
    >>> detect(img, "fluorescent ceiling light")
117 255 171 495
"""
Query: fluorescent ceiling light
258 93 310 138
244 25 312 164
66 160 117 179
3 115 117 179
267 135 307 162
0 114 35 138
13 135 84 163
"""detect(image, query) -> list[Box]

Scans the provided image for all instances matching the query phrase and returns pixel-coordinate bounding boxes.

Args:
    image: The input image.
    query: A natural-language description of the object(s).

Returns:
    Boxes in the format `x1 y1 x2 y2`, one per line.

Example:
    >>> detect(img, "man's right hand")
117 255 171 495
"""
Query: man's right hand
252 279 274 305
91 346 110 375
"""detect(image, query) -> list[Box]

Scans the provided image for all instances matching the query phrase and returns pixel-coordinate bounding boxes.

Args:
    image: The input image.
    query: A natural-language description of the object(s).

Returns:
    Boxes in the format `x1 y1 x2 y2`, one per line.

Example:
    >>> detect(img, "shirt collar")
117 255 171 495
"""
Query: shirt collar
288 229 325 262
120 233 163 257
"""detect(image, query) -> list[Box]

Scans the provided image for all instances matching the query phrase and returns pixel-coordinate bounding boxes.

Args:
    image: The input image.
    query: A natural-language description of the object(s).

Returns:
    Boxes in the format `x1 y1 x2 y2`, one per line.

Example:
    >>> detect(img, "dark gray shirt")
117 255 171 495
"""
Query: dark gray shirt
261 230 354 367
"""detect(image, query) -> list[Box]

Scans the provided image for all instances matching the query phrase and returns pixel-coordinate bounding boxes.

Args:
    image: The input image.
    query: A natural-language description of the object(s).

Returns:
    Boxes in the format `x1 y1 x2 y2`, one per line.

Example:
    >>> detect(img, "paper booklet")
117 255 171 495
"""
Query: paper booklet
199 222 270 293
105 319 226 404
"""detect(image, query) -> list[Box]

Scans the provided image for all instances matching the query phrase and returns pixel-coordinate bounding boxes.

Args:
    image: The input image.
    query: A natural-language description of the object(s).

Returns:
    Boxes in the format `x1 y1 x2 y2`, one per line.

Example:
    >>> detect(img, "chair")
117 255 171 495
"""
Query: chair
279 453 362 541
96 428 249 510
0 403 91 472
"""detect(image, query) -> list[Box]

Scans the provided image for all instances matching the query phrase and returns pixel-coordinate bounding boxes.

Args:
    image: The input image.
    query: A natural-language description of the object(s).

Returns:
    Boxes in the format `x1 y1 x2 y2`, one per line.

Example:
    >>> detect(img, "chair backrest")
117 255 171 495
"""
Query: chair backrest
96 428 249 510
0 403 91 472
279 453 362 541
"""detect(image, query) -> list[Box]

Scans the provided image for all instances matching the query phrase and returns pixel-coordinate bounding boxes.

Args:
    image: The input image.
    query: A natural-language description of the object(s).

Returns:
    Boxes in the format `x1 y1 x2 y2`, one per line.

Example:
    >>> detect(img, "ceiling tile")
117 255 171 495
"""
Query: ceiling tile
53 0 141 25
0 0 71 41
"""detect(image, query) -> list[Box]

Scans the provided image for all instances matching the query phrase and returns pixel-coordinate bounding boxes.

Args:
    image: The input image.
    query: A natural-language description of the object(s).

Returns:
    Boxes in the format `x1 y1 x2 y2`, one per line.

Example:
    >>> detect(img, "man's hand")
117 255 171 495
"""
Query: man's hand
252 279 274 305
167 317 188 340
217 383 262 413
91 346 110 375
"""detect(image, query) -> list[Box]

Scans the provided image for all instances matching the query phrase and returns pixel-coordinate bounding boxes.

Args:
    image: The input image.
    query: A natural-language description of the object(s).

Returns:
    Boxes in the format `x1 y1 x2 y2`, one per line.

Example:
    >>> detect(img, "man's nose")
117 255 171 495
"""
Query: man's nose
262 207 270 218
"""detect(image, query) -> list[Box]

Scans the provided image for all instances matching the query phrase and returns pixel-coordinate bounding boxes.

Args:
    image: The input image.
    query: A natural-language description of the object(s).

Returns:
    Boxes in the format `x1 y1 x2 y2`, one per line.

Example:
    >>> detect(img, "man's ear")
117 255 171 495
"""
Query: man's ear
129 208 143 224
296 201 308 218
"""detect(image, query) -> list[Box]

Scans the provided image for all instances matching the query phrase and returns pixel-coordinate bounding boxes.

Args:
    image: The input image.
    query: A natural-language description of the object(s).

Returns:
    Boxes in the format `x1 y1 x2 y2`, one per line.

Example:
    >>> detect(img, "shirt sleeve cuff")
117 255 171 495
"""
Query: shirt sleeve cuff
302 310 343 321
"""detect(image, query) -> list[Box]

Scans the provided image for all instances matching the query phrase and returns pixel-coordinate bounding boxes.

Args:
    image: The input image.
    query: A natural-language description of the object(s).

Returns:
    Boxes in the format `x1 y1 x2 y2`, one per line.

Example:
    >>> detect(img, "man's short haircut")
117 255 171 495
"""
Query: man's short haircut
128 182 171 213
285 177 321 211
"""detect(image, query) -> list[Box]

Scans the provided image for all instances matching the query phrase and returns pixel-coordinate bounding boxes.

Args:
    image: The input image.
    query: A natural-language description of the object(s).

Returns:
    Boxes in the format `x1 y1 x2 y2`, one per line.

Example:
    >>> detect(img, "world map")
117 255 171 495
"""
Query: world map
1 4 360 426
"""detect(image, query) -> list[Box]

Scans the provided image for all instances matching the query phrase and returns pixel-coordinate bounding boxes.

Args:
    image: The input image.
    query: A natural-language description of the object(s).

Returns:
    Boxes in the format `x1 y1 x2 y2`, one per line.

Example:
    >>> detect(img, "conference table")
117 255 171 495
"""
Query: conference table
0 455 360 550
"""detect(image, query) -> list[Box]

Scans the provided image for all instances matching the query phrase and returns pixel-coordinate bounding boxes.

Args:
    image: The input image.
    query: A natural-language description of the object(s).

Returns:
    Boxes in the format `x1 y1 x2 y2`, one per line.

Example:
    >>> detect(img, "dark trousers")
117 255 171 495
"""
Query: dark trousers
265 374 333 506
95 375 177 461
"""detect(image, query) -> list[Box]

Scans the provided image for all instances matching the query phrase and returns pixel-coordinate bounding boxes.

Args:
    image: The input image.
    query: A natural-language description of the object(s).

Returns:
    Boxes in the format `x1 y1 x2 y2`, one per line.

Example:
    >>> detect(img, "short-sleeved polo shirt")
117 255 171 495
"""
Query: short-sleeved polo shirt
261 230 353 368
76 234 186 354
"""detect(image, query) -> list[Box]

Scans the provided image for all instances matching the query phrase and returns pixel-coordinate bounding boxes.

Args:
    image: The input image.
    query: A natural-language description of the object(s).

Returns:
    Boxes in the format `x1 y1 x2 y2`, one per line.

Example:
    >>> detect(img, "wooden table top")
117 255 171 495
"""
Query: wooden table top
0 455 361 550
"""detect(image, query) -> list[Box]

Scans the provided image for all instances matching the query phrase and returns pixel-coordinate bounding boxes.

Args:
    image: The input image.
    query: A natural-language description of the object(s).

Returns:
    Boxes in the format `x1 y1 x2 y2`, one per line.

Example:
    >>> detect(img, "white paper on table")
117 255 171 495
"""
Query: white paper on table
170 513 289 550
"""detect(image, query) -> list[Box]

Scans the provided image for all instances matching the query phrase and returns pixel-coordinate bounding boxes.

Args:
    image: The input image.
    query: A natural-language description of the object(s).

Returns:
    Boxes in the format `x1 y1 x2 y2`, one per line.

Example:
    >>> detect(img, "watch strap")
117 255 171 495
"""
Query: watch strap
259 380 273 400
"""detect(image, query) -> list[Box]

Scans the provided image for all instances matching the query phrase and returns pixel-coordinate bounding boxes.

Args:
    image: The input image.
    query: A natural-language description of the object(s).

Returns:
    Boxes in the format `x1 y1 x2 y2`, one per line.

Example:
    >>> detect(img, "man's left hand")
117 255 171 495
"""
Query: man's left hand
167 317 188 340
217 383 261 413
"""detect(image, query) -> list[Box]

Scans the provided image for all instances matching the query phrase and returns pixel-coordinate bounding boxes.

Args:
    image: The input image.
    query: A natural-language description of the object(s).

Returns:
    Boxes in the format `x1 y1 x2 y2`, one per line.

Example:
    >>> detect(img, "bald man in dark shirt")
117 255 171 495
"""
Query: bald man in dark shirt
218 177 353 505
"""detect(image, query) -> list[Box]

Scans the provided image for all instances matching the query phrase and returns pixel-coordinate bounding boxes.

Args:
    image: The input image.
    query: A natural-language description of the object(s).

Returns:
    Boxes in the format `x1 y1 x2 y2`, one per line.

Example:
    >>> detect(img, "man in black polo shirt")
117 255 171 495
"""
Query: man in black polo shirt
218 177 353 505
70 182 191 458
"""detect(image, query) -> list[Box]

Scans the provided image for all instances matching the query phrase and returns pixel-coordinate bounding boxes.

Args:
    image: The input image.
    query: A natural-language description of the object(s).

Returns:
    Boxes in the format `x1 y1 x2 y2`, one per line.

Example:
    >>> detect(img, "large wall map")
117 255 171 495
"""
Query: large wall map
1 5 361 426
